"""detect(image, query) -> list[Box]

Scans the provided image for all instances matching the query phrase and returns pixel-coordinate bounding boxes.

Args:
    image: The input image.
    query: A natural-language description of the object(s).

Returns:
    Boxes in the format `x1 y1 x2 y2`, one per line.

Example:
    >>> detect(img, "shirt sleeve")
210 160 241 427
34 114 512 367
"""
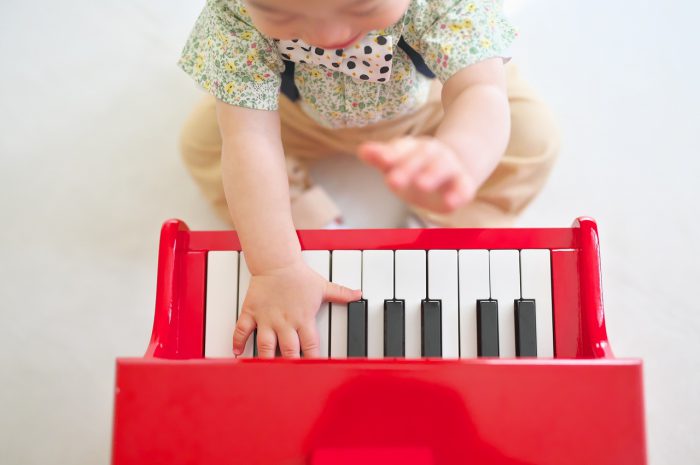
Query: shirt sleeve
402 0 517 83
178 0 284 110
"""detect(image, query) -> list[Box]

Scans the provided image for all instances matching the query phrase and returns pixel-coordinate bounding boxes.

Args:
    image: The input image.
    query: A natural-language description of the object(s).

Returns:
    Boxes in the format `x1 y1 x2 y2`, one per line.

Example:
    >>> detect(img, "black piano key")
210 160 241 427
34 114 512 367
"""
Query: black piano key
421 299 442 357
347 299 368 357
384 299 405 357
252 329 281 357
477 299 499 357
253 329 258 357
515 299 538 357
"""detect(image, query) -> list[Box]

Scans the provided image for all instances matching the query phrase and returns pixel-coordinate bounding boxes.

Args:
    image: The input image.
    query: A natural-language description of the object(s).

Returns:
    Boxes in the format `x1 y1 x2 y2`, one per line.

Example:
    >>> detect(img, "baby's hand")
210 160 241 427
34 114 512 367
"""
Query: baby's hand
358 137 475 214
233 258 361 358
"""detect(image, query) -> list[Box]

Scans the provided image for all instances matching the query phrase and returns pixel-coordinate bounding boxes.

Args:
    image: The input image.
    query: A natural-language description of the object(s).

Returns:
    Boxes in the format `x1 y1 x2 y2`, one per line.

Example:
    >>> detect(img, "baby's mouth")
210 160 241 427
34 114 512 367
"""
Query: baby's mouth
316 33 364 50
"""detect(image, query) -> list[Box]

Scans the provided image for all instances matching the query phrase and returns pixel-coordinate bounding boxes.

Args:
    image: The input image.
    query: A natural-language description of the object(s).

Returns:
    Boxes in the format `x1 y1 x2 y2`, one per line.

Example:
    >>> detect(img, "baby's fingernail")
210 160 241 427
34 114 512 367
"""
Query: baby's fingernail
418 177 433 190
360 142 380 154
233 348 242 356
390 173 406 186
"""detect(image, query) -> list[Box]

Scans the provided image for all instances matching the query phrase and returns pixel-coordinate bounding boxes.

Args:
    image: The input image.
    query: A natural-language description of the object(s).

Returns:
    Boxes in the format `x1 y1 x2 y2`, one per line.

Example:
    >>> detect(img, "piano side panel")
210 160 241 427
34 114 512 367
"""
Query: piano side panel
551 218 613 360
146 220 206 360
174 251 206 359
576 217 613 358
147 220 189 358
112 359 646 465
551 250 582 358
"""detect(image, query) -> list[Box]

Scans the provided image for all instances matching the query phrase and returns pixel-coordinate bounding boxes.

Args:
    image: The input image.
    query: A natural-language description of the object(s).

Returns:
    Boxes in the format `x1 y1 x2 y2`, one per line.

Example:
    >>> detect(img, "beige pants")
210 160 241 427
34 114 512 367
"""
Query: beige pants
180 64 560 228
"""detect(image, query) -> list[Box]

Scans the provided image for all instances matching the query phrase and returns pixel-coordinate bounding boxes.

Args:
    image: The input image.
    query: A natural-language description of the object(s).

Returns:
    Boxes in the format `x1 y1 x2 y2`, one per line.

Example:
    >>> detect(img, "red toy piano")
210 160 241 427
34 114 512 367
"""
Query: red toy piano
112 217 647 465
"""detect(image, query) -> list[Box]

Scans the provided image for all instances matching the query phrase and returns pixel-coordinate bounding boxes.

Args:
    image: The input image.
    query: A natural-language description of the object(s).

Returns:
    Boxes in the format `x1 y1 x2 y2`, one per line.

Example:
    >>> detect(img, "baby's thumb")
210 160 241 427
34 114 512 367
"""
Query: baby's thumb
323 281 362 304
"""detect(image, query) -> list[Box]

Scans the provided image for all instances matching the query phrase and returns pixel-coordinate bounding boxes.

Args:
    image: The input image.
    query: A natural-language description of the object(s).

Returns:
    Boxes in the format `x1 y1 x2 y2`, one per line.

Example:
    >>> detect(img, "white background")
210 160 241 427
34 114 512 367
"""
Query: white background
1 0 699 463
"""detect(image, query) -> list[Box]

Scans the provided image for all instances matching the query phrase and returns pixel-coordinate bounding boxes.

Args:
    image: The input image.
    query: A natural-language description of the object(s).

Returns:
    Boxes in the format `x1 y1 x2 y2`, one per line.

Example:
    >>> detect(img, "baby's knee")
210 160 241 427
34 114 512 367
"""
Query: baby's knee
180 96 222 167
507 96 561 166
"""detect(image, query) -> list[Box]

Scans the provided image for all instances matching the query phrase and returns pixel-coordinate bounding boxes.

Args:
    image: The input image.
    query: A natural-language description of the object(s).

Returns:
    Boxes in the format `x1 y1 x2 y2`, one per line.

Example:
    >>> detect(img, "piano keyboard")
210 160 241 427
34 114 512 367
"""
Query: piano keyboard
205 249 553 359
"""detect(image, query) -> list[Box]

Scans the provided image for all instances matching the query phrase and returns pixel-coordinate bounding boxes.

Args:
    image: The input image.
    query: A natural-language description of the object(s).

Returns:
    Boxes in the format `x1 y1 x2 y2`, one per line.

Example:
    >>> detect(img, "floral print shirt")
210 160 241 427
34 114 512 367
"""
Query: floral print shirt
179 0 516 128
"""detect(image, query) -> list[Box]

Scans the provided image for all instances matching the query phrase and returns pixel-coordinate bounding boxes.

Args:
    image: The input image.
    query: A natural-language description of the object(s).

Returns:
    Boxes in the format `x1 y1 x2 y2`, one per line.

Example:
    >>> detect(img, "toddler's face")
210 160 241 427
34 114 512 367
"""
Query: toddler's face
243 0 410 49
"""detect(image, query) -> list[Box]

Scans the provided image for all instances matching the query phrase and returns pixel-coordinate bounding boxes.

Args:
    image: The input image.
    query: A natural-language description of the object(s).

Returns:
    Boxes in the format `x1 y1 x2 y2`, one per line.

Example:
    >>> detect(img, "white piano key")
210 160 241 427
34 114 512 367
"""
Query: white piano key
302 250 331 357
458 250 490 358
236 253 254 358
330 251 362 358
489 250 521 358
362 250 394 359
395 250 426 359
428 250 459 359
205 251 239 357
520 249 554 357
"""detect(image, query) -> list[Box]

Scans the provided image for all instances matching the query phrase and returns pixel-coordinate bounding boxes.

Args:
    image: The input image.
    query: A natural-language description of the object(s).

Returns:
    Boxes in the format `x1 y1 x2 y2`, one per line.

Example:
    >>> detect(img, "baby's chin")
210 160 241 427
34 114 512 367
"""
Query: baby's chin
270 31 370 50
311 32 369 50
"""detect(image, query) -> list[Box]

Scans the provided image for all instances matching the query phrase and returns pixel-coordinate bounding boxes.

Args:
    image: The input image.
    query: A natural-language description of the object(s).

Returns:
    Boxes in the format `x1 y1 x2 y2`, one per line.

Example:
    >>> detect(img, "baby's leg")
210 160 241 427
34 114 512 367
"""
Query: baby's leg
275 88 446 226
411 64 561 227
179 95 341 228
276 97 345 228
180 96 231 223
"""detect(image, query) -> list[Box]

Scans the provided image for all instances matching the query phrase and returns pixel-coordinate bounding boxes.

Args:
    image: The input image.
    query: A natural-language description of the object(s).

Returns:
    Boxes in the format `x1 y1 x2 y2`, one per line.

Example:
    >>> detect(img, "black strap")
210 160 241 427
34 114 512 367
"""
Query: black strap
280 36 435 102
397 37 436 79
280 60 300 101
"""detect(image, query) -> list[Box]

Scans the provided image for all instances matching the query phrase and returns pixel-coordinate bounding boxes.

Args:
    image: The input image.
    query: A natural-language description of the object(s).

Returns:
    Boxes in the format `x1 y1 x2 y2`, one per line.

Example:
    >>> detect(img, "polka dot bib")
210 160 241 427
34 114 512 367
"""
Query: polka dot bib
276 34 394 83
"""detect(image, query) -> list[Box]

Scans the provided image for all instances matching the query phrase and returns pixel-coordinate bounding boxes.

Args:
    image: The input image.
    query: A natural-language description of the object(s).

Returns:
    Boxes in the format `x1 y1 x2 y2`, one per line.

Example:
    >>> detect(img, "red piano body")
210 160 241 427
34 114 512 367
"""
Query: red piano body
112 218 646 465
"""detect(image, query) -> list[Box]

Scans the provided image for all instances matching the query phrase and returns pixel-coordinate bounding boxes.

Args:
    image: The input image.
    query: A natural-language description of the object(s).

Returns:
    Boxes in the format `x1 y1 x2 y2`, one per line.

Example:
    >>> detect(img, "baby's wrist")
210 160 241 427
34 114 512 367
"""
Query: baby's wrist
250 250 305 277
243 229 304 276
440 133 502 187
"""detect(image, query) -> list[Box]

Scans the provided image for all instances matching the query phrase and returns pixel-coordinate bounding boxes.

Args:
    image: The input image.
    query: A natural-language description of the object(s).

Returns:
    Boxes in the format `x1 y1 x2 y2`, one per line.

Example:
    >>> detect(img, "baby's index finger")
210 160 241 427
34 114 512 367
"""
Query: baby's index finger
357 142 397 172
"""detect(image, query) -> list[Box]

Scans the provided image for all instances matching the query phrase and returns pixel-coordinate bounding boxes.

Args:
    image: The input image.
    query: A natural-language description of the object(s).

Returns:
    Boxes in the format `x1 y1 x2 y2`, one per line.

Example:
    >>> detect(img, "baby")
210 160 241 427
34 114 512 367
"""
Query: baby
178 0 559 358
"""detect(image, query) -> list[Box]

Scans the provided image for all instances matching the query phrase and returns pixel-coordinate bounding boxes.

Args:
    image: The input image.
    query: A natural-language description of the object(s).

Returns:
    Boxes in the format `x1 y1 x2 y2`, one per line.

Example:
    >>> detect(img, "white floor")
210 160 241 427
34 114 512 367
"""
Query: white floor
1 0 699 463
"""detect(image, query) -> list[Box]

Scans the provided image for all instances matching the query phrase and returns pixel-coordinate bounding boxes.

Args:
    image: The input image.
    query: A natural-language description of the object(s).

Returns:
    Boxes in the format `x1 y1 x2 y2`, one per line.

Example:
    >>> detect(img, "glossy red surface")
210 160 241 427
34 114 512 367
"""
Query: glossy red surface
575 217 613 358
144 219 186 358
113 359 645 465
188 226 578 252
550 249 580 358
114 218 647 464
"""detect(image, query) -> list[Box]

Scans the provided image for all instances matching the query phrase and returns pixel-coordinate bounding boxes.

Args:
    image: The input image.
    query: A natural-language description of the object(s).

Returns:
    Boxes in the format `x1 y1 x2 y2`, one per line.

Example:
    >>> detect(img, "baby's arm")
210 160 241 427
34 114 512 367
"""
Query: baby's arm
358 58 509 213
216 101 361 358
436 57 510 194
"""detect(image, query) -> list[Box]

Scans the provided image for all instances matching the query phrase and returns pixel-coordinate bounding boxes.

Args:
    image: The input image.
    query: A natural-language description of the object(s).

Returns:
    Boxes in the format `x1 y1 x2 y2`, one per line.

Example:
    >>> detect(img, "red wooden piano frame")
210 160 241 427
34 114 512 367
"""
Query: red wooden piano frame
112 218 646 465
